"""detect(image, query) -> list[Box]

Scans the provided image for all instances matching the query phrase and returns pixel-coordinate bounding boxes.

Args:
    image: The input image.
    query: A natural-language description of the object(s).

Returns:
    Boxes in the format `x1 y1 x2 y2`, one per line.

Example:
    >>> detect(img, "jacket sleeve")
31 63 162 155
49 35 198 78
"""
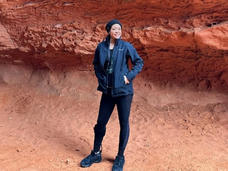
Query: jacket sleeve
93 45 104 81
126 43 144 81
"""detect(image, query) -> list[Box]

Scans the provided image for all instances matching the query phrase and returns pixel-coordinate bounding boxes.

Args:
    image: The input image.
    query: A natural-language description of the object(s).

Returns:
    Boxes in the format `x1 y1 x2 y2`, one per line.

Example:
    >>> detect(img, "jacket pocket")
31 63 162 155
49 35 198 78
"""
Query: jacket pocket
119 73 126 87
98 75 107 89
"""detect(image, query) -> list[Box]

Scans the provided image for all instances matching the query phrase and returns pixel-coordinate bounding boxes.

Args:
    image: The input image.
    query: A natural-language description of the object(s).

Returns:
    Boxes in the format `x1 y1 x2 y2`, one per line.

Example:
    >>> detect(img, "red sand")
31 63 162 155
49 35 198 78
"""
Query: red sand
0 71 227 171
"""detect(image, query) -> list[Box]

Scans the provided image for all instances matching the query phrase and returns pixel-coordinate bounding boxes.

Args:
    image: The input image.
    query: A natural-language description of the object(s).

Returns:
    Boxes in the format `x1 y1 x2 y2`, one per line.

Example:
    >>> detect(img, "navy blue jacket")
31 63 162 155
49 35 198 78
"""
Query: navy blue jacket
93 36 144 97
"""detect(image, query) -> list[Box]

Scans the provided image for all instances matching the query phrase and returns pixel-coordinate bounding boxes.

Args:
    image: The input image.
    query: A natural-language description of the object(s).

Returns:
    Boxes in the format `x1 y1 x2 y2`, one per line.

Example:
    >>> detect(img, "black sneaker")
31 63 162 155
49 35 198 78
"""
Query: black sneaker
80 150 102 168
112 155 125 171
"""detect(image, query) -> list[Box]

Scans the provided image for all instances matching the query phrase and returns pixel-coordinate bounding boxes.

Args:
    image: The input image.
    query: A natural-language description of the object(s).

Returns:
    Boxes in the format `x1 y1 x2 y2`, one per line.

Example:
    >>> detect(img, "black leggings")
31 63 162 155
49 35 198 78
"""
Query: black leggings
93 93 133 156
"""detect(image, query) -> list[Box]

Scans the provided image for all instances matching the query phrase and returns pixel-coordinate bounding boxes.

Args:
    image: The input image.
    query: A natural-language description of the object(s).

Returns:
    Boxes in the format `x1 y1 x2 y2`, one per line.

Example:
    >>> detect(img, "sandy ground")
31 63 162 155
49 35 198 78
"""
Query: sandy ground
0 71 228 171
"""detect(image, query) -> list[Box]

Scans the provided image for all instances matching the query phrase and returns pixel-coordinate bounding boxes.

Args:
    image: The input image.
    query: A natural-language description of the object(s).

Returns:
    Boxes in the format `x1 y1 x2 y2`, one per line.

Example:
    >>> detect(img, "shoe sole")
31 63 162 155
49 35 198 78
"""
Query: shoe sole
80 158 102 168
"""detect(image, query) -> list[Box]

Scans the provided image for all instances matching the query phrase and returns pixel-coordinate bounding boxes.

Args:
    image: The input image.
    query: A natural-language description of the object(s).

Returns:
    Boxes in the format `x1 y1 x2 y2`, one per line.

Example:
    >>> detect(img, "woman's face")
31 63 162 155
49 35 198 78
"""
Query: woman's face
110 24 122 40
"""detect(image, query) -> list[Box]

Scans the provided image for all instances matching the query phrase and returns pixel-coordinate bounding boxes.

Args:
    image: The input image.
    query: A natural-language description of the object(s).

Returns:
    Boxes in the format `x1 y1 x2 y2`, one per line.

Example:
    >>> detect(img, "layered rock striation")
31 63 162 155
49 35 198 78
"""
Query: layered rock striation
0 0 228 90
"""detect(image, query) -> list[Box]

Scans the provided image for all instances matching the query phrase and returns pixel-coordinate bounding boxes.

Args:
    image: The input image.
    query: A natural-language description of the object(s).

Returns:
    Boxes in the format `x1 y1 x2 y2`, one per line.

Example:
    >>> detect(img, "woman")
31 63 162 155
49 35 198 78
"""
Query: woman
80 19 143 171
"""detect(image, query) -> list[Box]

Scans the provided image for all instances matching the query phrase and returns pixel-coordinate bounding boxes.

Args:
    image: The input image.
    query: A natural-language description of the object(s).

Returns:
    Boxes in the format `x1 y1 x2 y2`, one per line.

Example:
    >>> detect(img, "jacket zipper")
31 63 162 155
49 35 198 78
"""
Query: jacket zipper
106 49 110 88
107 40 117 95
110 47 116 95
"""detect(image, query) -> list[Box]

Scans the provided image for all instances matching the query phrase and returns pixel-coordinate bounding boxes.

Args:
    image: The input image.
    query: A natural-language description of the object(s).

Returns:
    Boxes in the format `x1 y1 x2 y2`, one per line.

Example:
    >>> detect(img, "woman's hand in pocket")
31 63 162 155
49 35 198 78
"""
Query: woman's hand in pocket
124 75 130 84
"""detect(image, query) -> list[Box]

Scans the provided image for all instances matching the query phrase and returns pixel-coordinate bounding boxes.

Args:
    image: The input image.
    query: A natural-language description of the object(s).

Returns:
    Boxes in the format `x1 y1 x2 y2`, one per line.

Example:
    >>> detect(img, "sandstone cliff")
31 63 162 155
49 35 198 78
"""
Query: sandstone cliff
0 0 228 90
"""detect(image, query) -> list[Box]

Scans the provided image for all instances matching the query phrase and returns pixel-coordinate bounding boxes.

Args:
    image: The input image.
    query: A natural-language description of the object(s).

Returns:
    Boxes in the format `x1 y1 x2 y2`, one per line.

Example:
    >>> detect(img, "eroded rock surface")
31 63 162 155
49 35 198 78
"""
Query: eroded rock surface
0 0 228 90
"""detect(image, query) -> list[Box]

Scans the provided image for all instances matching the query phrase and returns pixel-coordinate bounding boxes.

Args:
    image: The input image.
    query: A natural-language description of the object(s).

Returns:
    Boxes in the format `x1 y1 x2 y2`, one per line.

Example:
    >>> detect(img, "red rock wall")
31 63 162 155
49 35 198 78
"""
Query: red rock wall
0 0 228 91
